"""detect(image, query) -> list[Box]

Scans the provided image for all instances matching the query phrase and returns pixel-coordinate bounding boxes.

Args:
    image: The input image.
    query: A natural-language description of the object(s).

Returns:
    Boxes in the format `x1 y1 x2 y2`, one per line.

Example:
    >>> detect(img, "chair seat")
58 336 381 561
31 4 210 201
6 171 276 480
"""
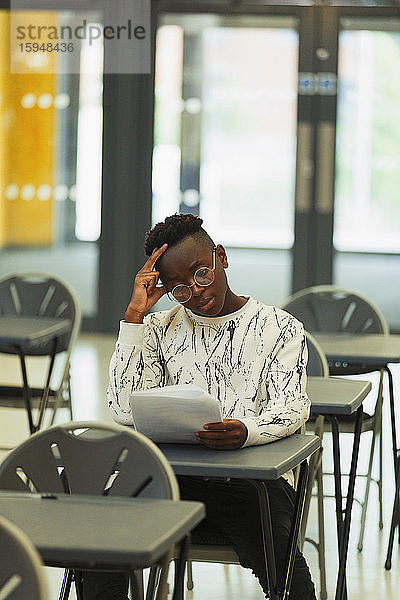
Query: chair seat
308 411 375 434
0 386 70 409
188 523 239 565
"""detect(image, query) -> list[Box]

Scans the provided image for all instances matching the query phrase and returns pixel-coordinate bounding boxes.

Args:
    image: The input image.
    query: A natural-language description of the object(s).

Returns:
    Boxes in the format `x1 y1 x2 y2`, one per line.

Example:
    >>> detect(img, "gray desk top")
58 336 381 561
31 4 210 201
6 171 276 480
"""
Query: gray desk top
307 376 372 415
0 493 205 569
159 434 320 480
314 333 400 364
0 316 70 350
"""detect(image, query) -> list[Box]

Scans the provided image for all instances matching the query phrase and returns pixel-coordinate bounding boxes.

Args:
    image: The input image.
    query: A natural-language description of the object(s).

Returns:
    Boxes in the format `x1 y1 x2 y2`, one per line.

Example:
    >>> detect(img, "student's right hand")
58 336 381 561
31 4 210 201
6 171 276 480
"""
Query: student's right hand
125 244 168 323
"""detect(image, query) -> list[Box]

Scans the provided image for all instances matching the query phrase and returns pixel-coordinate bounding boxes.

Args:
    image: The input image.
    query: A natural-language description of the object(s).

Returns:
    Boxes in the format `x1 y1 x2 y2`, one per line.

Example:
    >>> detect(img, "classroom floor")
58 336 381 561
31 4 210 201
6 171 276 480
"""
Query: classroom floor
0 331 400 600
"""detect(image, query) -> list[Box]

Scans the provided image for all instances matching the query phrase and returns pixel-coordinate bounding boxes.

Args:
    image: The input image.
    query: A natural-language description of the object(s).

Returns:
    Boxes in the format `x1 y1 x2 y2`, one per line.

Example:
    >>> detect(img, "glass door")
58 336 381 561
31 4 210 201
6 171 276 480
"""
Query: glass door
334 17 400 330
152 12 300 308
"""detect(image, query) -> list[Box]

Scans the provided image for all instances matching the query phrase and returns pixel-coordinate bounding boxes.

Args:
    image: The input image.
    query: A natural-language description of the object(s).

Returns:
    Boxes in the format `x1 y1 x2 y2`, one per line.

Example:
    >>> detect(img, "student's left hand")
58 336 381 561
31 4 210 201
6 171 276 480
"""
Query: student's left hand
195 419 247 450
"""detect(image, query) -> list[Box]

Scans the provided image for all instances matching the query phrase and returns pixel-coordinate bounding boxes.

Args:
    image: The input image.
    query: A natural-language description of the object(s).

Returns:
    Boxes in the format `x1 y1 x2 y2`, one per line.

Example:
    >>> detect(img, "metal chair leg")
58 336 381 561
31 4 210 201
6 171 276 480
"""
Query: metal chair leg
130 570 144 600
357 427 377 552
186 559 194 590
58 568 73 600
378 410 383 530
316 457 327 600
357 369 384 552
299 452 316 551
67 373 74 421
74 570 84 600
301 417 327 599
146 566 160 600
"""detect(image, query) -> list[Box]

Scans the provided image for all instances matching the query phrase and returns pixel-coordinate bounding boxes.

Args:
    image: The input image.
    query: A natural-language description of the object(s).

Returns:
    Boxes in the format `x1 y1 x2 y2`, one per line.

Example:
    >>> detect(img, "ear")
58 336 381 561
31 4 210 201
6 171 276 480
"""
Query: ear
216 244 228 269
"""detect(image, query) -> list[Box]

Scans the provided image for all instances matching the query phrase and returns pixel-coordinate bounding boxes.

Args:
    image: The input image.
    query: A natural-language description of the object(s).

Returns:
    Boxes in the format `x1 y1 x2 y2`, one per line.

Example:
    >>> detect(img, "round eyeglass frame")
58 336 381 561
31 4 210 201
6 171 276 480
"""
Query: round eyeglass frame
167 246 217 304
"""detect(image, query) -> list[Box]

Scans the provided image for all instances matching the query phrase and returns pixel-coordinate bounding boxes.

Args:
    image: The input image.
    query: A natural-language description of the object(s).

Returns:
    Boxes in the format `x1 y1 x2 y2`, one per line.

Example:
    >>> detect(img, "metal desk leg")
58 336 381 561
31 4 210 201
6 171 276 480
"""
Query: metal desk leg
330 405 363 600
247 479 278 600
247 461 309 600
385 366 398 477
173 534 190 600
281 461 309 600
16 347 35 434
384 365 400 553
385 452 400 570
330 417 344 568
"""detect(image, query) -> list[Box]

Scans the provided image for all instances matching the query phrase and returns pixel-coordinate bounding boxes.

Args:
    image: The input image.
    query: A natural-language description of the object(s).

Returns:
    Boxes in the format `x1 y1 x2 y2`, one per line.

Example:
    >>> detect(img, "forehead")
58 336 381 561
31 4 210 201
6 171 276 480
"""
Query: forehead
157 237 211 280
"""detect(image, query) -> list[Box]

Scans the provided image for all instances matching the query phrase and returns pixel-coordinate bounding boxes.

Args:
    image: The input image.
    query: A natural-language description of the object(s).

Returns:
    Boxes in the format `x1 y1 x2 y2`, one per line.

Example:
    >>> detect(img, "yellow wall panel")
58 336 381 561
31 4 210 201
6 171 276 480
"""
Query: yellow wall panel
1 11 57 247
0 12 9 247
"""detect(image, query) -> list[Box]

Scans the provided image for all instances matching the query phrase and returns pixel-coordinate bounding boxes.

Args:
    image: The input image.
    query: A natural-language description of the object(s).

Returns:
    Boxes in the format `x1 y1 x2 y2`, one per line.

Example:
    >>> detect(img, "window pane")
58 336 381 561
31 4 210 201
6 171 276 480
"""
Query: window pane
153 15 298 249
334 20 400 331
335 27 400 253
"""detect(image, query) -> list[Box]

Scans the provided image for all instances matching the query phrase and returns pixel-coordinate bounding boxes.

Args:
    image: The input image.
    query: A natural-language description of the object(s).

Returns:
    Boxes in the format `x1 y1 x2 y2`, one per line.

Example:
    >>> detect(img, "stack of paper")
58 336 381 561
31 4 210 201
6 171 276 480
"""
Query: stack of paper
130 384 222 443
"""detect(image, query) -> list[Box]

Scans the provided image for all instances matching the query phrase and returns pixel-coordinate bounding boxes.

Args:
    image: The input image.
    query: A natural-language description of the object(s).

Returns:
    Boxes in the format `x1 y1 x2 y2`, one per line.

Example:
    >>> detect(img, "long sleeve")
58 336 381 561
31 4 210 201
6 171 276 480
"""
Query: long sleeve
107 318 167 425
240 318 310 447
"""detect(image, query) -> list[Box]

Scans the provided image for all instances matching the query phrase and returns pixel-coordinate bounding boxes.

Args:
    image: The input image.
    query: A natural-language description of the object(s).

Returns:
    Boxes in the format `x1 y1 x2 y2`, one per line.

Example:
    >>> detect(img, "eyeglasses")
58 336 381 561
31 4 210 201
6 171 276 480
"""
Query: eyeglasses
167 247 217 304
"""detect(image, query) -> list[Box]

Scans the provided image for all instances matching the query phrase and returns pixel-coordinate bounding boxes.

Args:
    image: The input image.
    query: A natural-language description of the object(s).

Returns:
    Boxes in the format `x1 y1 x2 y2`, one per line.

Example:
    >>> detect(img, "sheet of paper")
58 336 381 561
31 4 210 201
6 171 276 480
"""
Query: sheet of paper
130 384 222 443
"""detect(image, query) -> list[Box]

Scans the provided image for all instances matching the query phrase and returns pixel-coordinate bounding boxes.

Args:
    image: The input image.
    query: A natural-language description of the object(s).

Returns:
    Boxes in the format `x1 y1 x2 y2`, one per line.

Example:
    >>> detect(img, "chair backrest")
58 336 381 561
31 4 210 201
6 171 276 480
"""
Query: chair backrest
0 272 82 357
305 331 329 377
0 421 179 501
283 285 388 335
0 515 48 599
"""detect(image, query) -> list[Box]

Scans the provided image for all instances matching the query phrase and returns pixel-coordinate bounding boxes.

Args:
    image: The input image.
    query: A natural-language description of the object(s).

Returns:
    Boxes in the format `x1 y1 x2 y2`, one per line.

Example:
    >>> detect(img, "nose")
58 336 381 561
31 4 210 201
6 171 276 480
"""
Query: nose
191 282 204 297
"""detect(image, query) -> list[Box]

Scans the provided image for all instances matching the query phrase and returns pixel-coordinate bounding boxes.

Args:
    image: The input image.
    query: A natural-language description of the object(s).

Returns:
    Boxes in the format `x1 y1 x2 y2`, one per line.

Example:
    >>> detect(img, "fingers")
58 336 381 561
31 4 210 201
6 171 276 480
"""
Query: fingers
137 271 159 289
195 425 241 441
203 420 237 430
195 419 247 450
195 432 244 449
142 243 168 271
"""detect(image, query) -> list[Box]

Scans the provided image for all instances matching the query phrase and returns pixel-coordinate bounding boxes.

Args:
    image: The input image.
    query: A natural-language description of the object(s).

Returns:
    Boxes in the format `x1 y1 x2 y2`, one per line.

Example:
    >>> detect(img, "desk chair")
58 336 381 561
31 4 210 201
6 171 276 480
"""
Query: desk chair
0 514 48 599
184 332 324 597
0 421 180 600
0 273 81 441
282 285 388 552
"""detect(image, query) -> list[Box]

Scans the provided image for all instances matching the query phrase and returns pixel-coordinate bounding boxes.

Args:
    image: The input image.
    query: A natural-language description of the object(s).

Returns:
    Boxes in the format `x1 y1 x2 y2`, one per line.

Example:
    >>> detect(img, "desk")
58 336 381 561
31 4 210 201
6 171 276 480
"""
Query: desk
307 376 371 414
314 333 400 465
160 434 320 600
0 492 205 600
0 316 71 433
307 376 372 600
313 333 400 572
313 333 400 366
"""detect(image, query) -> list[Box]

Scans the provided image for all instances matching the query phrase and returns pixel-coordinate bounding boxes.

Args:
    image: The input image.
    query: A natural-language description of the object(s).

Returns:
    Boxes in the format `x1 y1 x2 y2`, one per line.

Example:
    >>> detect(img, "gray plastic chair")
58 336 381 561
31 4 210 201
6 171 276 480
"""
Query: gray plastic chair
0 515 48 600
0 421 180 600
0 272 81 440
282 285 388 552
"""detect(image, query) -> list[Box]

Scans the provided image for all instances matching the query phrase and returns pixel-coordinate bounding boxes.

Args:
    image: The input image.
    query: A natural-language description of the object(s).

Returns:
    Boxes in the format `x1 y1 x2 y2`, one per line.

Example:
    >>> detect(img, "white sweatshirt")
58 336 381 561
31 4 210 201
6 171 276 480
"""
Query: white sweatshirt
108 297 310 465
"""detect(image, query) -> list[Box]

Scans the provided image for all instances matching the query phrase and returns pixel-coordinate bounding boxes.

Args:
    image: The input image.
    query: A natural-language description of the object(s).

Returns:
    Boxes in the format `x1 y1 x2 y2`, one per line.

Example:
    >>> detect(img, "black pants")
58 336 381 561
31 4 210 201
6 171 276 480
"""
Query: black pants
82 476 316 600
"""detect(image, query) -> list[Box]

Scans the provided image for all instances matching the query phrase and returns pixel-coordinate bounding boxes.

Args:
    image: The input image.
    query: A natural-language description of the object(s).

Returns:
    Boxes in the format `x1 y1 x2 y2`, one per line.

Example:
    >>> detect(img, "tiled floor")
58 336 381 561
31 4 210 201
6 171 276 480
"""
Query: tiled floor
1 331 400 599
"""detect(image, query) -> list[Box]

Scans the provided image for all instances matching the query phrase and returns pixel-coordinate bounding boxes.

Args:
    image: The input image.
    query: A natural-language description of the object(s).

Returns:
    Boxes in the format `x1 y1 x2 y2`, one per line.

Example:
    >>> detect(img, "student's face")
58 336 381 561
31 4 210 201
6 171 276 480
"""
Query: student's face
157 237 230 317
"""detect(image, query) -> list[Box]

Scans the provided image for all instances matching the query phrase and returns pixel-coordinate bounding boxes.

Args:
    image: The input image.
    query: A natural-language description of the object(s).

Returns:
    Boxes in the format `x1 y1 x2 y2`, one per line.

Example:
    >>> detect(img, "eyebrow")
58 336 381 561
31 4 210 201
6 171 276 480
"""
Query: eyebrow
188 259 203 270
161 259 205 285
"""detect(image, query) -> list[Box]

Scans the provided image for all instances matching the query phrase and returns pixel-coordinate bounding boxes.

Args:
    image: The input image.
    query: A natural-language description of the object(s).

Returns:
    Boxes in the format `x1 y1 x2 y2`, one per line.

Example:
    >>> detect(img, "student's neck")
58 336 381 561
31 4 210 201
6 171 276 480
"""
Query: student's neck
219 290 248 316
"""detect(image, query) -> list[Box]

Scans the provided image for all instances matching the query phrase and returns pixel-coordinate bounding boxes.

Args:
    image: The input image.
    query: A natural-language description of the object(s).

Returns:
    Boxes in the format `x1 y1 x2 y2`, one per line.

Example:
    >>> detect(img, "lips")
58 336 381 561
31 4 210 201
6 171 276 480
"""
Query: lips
196 296 215 311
